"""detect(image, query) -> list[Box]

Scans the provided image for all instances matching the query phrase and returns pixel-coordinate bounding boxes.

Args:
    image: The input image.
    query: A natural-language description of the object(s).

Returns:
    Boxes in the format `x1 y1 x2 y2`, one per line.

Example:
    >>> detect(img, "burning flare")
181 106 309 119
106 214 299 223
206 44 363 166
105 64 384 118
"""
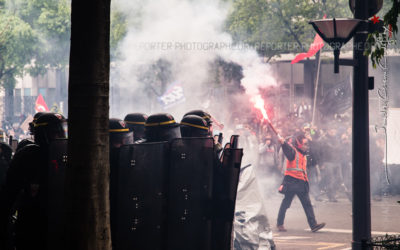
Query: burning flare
251 94 269 121
251 94 280 137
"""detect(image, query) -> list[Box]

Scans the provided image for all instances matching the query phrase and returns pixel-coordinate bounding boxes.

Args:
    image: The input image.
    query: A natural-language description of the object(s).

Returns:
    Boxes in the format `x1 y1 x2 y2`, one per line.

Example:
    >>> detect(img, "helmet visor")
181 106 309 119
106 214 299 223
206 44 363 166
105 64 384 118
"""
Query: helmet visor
110 132 134 148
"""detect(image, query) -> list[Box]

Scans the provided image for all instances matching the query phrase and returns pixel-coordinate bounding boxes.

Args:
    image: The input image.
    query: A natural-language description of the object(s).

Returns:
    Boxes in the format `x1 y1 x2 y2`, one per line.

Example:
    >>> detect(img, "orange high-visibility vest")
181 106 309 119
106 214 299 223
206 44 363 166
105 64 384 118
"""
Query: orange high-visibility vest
284 148 308 182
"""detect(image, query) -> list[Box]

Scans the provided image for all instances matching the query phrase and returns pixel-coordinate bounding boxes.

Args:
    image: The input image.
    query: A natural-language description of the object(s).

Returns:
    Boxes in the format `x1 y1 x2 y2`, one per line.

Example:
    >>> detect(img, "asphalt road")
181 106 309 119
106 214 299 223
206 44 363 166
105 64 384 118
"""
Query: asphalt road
263 194 400 250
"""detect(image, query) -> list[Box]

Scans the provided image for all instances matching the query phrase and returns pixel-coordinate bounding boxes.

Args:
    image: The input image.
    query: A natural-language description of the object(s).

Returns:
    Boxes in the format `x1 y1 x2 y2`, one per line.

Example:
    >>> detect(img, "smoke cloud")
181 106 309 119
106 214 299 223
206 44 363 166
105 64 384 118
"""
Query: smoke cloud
111 0 278 121
110 0 281 201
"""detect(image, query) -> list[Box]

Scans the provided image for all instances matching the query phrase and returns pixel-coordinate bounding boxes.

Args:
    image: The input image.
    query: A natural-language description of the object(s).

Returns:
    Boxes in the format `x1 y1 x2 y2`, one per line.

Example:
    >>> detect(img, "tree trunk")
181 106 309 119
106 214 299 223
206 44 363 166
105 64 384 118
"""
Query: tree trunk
4 86 14 124
65 0 111 250
56 67 68 114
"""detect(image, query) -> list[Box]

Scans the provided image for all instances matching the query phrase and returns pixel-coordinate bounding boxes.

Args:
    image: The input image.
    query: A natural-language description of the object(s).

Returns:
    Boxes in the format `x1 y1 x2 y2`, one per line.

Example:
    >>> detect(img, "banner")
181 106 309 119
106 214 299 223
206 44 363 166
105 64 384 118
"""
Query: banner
291 34 324 64
35 94 49 112
318 78 352 116
291 14 326 64
158 82 186 109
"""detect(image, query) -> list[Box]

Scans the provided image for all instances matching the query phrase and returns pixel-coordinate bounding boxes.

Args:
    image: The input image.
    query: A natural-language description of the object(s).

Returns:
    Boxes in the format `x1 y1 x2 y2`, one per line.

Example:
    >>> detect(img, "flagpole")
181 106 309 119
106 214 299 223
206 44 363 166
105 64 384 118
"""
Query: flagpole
311 51 321 126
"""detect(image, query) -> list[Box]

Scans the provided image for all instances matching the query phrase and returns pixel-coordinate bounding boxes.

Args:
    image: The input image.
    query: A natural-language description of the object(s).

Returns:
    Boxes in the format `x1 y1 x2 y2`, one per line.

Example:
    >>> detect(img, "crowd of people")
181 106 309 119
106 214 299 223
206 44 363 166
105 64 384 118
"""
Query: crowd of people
229 101 390 203
0 103 394 249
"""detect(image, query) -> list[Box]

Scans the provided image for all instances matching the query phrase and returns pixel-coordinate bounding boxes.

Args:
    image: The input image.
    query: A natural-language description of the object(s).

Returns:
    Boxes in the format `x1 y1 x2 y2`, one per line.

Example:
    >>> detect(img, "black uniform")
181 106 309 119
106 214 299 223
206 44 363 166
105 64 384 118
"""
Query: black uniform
0 144 47 250
0 113 67 250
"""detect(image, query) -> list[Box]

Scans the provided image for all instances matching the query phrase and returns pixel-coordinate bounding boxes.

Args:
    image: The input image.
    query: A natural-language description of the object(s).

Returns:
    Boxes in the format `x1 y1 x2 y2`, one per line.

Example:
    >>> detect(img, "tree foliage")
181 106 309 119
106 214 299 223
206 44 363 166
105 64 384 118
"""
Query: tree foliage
36 0 71 68
225 0 352 59
110 5 128 60
7 0 71 74
1 0 127 81
365 0 400 68
0 12 37 89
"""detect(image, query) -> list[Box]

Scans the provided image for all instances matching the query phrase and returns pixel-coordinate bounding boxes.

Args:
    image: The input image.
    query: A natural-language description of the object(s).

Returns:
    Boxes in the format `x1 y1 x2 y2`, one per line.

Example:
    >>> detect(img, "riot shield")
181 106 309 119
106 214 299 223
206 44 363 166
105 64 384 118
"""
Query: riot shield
47 138 68 249
213 144 243 250
166 137 214 250
114 142 169 250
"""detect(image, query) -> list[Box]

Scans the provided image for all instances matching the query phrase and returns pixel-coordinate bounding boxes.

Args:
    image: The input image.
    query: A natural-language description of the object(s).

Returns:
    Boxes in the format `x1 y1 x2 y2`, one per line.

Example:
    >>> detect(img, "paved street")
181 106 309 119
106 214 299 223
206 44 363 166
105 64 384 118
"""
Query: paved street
263 193 400 249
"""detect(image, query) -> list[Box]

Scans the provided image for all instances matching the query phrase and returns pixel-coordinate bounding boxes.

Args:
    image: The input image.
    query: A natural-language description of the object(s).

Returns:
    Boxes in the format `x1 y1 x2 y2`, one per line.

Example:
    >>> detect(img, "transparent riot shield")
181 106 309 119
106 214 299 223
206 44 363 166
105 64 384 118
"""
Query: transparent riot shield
114 142 169 250
213 143 243 250
47 138 68 249
166 137 214 250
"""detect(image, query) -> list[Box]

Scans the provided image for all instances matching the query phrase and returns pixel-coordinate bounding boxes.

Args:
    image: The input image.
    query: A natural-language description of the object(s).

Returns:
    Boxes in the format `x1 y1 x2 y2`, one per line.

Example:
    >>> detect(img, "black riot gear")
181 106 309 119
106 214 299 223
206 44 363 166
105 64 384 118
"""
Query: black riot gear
124 113 148 141
180 115 210 137
110 110 243 250
145 113 181 142
0 130 68 249
29 112 47 136
109 118 133 148
109 118 133 250
114 142 169 250
183 110 213 136
34 113 67 147
15 139 35 153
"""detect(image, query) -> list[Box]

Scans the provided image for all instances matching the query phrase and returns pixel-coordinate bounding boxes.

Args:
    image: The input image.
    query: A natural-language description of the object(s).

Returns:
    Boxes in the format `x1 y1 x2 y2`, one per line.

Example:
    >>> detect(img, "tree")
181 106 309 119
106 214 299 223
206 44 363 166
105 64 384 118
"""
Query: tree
0 12 37 122
225 0 352 60
365 0 400 67
110 7 127 60
6 0 69 75
65 0 111 249
1 0 70 120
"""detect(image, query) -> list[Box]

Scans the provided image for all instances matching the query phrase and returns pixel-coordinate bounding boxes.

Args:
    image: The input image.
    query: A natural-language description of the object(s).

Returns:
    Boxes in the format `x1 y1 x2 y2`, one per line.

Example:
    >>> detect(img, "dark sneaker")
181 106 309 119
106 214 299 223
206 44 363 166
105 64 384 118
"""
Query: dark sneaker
277 225 287 232
311 222 326 232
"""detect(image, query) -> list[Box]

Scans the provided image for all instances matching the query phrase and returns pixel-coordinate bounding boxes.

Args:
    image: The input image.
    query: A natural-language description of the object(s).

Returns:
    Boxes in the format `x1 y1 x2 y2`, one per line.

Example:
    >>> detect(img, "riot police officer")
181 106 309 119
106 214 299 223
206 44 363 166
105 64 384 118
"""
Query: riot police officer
0 112 67 250
144 113 181 142
183 110 213 136
183 110 224 155
109 118 133 249
124 113 148 141
109 118 134 149
180 115 210 137
28 112 47 136
15 112 45 153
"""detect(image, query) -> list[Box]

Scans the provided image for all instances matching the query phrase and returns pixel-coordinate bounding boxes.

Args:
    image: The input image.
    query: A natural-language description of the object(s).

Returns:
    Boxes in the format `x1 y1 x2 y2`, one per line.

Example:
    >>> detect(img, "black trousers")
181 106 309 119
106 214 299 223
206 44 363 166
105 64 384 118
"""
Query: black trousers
277 181 317 228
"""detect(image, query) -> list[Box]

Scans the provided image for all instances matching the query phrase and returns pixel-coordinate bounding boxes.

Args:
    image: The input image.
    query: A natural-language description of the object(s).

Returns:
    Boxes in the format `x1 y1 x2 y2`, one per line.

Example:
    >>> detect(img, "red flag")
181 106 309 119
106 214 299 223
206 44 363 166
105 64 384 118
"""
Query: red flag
35 94 49 112
291 34 324 64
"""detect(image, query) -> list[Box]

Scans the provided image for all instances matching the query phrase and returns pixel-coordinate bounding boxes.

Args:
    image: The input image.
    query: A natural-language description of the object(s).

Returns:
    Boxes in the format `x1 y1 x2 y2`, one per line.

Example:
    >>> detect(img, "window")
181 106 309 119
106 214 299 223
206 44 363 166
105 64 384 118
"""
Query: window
24 88 31 96
39 88 46 97
295 84 304 99
14 89 21 96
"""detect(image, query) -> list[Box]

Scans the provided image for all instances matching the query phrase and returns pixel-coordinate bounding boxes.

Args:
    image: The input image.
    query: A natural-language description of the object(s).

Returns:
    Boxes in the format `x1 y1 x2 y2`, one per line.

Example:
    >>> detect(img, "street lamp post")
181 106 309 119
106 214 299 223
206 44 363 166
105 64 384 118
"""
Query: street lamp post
309 18 361 73
310 0 375 248
352 0 371 249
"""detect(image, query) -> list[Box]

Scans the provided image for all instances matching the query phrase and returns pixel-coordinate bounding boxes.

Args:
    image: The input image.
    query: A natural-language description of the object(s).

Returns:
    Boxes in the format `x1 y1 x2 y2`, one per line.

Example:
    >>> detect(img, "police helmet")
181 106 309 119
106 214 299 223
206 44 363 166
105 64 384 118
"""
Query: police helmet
109 118 133 148
15 138 35 152
183 110 213 135
180 115 209 137
29 112 47 135
124 113 148 141
34 113 67 146
145 113 181 142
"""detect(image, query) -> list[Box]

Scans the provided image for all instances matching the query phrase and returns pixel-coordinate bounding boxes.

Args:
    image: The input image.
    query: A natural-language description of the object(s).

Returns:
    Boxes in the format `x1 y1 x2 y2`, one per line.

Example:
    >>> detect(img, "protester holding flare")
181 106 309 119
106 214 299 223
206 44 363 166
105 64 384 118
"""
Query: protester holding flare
276 132 326 233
